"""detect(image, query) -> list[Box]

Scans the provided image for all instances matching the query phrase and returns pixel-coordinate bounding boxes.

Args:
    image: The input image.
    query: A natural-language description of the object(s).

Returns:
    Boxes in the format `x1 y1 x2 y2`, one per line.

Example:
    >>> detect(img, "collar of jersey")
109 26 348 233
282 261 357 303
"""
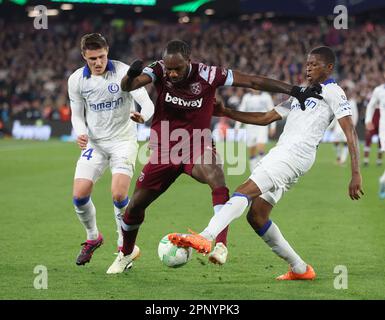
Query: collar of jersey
82 60 116 78
322 78 336 85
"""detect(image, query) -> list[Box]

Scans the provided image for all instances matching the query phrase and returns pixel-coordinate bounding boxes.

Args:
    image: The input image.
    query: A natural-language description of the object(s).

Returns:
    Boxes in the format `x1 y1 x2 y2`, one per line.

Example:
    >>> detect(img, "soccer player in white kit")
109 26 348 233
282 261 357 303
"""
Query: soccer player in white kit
68 33 154 265
170 46 364 280
234 90 276 171
365 80 385 199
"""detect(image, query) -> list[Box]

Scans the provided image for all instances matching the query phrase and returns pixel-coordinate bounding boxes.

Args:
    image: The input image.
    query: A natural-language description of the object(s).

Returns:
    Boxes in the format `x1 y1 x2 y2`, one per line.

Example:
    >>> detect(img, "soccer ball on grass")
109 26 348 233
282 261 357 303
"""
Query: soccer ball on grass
158 235 192 268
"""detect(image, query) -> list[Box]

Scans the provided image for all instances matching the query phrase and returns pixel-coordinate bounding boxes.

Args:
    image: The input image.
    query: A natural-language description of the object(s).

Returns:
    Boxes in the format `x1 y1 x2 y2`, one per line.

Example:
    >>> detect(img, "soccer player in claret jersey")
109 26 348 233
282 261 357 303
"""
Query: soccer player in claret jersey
68 33 154 266
107 39 322 274
169 46 364 280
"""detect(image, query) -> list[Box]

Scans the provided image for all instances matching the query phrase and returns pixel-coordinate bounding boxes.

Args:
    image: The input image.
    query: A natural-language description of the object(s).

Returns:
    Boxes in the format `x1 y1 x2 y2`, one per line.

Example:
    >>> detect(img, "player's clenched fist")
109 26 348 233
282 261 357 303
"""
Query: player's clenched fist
127 60 144 79
349 173 364 200
77 134 88 150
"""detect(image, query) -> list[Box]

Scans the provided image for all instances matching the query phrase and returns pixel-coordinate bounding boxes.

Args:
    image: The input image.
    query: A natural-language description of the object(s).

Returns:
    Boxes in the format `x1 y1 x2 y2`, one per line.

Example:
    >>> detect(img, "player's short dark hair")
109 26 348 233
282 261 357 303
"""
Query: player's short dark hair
80 33 108 53
164 40 191 59
310 46 336 65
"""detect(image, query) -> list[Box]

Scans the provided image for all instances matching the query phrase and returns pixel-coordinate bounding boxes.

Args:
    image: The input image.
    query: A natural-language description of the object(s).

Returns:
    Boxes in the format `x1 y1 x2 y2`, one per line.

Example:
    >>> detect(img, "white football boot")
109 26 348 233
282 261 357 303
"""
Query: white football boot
106 245 140 274
208 242 228 265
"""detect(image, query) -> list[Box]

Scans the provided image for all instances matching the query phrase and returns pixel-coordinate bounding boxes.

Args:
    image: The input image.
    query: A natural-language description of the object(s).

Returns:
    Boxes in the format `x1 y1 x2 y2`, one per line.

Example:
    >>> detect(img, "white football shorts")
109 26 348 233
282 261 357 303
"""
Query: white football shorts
249 146 315 205
74 138 139 183
245 124 269 147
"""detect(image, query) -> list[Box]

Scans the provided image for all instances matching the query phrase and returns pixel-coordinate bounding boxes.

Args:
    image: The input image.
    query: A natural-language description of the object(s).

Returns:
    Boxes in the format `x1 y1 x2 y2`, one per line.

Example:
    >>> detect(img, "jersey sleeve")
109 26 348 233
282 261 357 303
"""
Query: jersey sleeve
142 61 164 83
130 87 155 122
198 63 233 88
68 74 87 136
274 98 293 119
324 85 352 119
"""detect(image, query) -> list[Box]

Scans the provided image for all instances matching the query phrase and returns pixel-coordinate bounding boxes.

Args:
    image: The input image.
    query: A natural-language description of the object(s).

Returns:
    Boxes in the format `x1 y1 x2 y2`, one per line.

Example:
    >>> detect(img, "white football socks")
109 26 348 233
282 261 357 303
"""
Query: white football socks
213 204 224 215
113 197 130 248
200 194 249 240
113 207 124 248
380 171 385 184
74 198 99 241
259 221 307 274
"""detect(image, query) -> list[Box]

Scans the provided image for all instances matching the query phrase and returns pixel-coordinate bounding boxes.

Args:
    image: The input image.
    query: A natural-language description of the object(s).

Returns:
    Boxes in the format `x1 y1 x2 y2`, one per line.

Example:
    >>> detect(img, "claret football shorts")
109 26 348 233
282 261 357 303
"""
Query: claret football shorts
136 143 219 192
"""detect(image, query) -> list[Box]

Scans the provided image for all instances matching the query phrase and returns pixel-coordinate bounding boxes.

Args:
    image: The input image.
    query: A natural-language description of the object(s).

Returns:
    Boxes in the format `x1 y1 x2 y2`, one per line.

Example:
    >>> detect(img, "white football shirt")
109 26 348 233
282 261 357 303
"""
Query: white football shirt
68 60 154 141
235 92 276 130
274 79 352 160
365 83 385 126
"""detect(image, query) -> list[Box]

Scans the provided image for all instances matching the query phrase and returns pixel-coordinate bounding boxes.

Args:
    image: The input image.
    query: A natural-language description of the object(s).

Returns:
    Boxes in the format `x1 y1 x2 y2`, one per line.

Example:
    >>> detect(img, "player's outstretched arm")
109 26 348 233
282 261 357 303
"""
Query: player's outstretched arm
213 98 281 125
121 60 152 92
339 115 364 200
231 70 322 110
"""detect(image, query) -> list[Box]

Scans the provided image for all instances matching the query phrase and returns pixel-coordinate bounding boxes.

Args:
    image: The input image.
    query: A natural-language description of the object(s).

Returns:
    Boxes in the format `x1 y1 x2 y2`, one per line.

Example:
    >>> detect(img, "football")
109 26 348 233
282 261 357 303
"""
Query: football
158 235 193 268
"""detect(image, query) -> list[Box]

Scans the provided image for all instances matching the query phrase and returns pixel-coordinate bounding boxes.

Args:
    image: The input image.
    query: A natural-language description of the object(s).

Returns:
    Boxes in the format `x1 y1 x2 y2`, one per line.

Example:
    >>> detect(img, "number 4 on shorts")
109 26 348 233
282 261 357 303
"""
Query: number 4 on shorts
82 148 94 160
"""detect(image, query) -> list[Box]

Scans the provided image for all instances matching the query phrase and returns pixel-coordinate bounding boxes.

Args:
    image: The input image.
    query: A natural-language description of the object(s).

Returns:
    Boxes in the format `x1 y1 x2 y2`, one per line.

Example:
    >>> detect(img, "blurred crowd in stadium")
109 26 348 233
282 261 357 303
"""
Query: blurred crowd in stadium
0 17 384 135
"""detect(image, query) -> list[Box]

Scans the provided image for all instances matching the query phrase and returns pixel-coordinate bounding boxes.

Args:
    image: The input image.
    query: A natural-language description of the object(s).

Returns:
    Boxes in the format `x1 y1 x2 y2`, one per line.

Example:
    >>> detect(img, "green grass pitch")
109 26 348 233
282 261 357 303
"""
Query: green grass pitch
0 138 384 300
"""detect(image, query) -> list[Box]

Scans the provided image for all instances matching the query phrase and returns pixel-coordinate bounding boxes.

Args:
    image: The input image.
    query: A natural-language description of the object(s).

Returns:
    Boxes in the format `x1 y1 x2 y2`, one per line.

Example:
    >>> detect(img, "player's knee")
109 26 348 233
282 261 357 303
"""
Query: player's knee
112 191 127 202
73 187 91 198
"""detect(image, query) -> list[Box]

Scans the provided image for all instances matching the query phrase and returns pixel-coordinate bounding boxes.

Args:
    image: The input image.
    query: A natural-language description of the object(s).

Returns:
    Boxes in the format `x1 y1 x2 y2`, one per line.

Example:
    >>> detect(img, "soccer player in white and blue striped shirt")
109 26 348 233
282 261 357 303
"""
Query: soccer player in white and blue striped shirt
68 33 154 265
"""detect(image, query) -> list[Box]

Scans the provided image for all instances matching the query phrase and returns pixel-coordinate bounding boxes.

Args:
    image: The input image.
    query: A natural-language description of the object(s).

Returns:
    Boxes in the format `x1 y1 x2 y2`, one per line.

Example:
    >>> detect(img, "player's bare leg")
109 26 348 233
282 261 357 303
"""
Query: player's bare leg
247 197 315 280
121 187 162 255
111 173 131 252
107 187 162 273
191 149 230 264
73 178 103 265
